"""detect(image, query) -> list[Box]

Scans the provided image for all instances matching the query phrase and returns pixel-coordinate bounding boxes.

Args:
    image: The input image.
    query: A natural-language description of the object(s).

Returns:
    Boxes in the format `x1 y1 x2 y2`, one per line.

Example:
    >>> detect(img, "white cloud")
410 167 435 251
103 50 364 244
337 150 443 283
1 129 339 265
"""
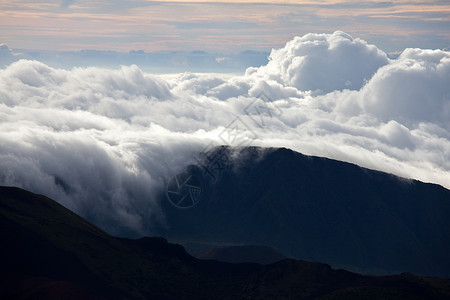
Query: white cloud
254 31 389 94
1 31 449 236
357 49 450 129
215 57 230 63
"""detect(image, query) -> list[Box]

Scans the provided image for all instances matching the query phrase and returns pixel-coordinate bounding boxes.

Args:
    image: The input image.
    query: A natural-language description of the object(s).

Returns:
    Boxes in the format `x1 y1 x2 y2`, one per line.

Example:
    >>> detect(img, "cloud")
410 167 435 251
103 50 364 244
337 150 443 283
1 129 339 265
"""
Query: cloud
357 48 450 129
60 0 75 8
1 31 449 236
254 31 390 94
215 57 230 63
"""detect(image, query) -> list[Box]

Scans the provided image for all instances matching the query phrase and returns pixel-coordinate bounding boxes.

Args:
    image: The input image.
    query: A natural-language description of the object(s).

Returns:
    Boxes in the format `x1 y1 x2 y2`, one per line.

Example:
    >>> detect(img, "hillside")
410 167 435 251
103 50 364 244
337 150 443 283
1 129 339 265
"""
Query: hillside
2 186 450 299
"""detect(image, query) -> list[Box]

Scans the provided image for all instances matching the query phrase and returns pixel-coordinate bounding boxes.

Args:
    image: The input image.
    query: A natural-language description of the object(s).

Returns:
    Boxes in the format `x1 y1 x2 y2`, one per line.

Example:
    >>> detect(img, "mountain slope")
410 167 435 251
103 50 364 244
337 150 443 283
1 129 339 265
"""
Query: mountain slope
158 146 450 277
0 186 258 299
2 186 450 299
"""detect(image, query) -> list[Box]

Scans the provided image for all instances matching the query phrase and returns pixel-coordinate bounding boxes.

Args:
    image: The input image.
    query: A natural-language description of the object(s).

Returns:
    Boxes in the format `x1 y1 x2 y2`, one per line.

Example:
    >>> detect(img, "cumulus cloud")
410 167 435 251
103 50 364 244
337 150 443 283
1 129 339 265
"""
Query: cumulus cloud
254 31 389 94
1 31 449 236
357 48 450 129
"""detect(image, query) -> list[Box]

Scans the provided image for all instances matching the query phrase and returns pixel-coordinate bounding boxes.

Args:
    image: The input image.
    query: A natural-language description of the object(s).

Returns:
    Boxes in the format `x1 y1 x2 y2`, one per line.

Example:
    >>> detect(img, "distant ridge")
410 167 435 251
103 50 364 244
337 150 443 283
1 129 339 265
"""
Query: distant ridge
2 185 450 299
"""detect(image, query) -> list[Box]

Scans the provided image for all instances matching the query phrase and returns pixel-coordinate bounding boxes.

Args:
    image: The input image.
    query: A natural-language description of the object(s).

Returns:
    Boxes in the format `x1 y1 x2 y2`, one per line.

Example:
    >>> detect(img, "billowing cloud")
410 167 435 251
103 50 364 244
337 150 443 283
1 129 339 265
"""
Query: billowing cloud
1 31 449 236
254 31 389 93
357 48 450 128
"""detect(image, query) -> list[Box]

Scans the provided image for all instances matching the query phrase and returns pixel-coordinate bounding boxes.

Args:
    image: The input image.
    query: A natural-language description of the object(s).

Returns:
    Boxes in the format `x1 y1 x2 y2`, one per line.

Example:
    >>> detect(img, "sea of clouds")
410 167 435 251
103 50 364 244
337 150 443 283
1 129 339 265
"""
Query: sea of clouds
1 31 449 236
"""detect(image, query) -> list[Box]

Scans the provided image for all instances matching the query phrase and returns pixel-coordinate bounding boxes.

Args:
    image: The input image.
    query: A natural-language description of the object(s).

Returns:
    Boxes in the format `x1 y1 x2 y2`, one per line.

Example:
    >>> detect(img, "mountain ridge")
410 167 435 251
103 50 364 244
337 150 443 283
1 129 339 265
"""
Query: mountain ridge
2 185 450 299
198 244 287 264
158 146 450 277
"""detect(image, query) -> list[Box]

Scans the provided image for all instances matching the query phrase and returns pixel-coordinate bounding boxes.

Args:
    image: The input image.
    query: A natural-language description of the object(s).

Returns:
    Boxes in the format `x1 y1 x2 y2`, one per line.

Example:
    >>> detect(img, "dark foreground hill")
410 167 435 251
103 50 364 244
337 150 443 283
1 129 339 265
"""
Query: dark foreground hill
2 186 450 299
158 146 450 278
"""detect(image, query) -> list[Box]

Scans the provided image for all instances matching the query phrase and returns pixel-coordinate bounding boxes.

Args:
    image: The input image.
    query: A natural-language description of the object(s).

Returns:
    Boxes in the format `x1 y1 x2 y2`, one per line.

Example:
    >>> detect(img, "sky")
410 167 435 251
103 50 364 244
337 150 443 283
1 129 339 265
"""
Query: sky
1 0 449 54
0 1 450 236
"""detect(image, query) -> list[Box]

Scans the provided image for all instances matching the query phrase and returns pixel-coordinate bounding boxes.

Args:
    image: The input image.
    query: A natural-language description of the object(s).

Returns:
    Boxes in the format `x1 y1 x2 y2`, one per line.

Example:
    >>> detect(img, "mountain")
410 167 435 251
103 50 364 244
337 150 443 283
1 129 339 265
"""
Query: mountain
198 245 287 264
158 146 450 278
2 186 450 299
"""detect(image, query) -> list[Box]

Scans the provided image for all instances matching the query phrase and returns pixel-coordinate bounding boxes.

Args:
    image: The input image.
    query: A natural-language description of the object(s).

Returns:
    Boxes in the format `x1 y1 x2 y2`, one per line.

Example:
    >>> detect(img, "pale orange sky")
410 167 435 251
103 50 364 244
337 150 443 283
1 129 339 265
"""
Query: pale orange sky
0 0 449 52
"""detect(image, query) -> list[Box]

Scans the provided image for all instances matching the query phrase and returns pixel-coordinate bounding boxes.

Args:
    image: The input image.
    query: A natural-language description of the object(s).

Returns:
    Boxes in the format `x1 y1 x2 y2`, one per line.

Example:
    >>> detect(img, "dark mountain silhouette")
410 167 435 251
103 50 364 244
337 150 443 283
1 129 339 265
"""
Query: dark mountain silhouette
158 146 450 278
2 186 450 299
198 245 287 264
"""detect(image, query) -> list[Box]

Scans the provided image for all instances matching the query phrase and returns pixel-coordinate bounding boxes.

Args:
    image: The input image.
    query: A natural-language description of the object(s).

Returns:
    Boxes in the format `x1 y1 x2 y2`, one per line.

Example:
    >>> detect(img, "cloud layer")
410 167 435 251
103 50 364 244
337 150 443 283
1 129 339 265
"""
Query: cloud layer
1 31 449 236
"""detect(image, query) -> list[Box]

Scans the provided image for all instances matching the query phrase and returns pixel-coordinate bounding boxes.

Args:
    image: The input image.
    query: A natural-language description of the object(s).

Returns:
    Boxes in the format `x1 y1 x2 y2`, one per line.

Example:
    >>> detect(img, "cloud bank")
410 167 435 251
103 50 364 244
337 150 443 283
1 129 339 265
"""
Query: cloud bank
1 31 449 236
0 46 270 74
